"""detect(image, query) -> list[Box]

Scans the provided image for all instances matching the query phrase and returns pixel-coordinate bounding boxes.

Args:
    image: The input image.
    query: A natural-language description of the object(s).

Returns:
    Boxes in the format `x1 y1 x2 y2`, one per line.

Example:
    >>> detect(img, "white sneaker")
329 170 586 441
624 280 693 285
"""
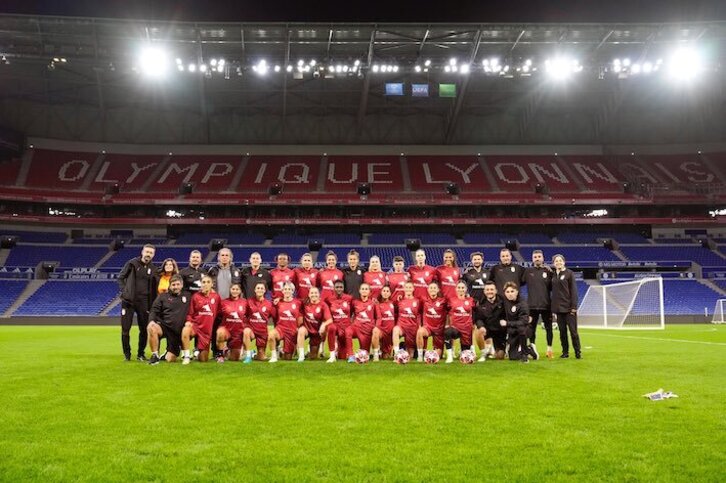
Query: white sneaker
373 352 380 362
445 355 453 364
477 355 487 363
297 355 305 363
326 353 337 363
269 357 278 363
182 356 191 365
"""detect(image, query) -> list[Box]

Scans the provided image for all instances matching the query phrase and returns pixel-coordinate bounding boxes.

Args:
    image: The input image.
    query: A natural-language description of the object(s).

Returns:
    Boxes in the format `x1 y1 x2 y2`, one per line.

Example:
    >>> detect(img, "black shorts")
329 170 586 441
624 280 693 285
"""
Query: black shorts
161 325 182 356
484 327 507 350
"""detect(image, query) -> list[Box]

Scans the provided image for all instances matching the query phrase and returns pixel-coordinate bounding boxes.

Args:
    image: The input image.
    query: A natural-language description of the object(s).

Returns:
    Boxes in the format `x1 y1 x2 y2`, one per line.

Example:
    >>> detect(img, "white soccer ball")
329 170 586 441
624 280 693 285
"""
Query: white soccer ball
354 349 370 364
459 349 475 364
394 350 410 365
424 350 440 364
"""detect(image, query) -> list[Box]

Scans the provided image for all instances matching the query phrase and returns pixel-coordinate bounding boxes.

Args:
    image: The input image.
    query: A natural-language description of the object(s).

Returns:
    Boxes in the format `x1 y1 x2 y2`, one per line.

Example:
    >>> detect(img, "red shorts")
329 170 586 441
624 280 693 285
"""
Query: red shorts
190 322 213 352
374 324 393 355
423 324 445 351
275 323 298 354
346 323 374 356
302 322 322 347
245 322 269 352
452 323 473 347
327 321 351 359
221 322 245 350
396 321 419 350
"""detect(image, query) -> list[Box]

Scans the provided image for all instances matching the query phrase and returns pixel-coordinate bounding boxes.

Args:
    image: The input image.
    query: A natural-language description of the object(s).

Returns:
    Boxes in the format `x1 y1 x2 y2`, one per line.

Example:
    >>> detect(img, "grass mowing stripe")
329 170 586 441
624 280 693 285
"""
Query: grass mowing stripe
584 332 726 346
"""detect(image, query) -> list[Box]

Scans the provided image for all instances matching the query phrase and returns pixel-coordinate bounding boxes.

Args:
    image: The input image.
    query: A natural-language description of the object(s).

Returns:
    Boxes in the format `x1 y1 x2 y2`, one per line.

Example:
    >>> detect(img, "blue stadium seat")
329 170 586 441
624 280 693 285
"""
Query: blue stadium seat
620 246 726 266
519 246 621 262
6 246 109 268
0 230 67 243
15 281 119 316
102 247 209 269
0 280 29 314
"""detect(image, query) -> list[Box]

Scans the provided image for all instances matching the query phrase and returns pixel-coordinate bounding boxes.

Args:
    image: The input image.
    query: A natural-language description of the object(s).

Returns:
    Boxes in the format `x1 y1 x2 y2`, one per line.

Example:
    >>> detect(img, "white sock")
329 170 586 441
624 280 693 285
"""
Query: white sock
298 347 305 359
446 348 453 358
152 351 158 357
182 350 190 358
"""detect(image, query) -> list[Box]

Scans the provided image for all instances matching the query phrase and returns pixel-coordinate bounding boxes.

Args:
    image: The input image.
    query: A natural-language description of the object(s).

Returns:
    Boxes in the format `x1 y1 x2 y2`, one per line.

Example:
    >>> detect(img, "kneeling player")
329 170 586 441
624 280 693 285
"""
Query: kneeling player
147 275 188 364
346 283 377 362
416 282 446 361
244 282 275 362
324 280 353 362
181 275 220 364
392 281 422 358
501 282 534 363
444 281 475 363
473 281 506 361
216 284 247 362
372 285 396 360
268 282 302 362
297 287 332 361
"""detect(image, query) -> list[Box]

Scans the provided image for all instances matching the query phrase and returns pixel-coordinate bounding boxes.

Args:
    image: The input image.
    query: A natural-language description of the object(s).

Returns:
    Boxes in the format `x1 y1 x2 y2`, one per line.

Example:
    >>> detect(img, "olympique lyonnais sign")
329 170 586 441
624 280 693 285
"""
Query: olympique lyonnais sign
49 268 120 280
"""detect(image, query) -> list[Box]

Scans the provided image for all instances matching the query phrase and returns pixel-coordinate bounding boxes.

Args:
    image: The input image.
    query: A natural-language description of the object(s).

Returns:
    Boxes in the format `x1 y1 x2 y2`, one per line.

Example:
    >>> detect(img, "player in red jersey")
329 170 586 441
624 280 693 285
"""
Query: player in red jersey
324 279 353 363
345 283 377 361
444 281 475 363
297 286 333 362
416 281 447 360
408 249 437 300
181 275 220 364
387 256 409 302
294 253 319 300
268 282 303 362
270 252 296 302
363 255 387 300
436 249 461 300
393 281 422 357
372 285 396 361
215 284 248 362
318 251 344 300
243 282 276 363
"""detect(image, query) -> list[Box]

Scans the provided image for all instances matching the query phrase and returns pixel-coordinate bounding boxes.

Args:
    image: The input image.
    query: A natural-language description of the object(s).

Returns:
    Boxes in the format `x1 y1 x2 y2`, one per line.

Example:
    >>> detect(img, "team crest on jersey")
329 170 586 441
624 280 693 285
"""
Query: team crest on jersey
543 272 548 278
315 307 321 314
261 306 267 312
147 268 152 275
435 302 441 307
412 302 417 307
292 304 297 310
238 305 244 312
512 306 517 312
425 271 429 277
211 298 216 304
357 270 362 275
464 301 470 307
121 308 126 316
257 273 262 277
511 267 515 272
343 302 348 308
182 296 187 303
234 271 239 277
560 275 565 280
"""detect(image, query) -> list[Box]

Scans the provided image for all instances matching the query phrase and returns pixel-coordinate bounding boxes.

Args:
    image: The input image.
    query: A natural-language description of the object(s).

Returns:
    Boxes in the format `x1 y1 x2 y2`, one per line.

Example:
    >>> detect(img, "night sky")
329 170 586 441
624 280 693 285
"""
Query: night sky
1 0 724 23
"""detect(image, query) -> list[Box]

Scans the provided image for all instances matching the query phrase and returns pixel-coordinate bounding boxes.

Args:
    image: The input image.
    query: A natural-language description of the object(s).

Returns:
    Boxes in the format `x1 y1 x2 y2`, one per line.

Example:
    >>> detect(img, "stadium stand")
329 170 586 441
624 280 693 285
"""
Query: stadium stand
519 246 621 262
101 247 209 268
0 280 29 314
619 246 726 265
14 280 118 316
369 232 457 245
6 246 108 268
0 230 67 244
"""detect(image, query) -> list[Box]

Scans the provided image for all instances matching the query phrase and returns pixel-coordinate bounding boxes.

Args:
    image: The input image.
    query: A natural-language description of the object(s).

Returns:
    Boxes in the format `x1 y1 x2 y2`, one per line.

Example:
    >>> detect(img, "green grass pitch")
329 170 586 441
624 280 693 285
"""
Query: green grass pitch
0 324 724 482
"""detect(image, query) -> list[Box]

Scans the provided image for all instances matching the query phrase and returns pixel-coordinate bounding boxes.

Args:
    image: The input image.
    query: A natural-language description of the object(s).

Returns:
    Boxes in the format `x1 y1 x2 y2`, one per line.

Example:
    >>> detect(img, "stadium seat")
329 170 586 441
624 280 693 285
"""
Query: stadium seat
14 280 119 316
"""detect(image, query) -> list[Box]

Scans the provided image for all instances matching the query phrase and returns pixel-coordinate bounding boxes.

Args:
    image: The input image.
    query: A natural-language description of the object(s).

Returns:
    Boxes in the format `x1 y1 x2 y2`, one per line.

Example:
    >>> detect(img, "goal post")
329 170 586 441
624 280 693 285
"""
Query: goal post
712 299 726 324
578 277 665 330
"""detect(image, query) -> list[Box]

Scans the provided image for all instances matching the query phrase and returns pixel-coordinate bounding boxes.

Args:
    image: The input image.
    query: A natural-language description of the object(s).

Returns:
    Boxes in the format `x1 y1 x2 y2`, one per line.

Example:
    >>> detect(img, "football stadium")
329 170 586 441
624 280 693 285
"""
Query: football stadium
0 2 725 481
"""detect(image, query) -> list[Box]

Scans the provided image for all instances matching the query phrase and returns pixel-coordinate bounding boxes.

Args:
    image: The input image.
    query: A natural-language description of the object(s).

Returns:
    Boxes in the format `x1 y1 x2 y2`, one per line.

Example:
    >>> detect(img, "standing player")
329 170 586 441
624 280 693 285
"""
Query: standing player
343 249 365 298
268 282 303 362
408 249 436 300
364 255 387 300
294 253 319 300
118 244 158 361
372 285 396 361
387 256 409 302
241 251 272 299
444 281 475 364
324 280 353 362
207 248 241 354
392 281 422 358
524 249 552 358
270 252 296 303
243 282 275 363
345 283 377 362
435 249 461 300
147 274 188 364
318 251 344 300
501 282 533 363
416 282 447 361
462 252 489 304
473 281 506 361
551 254 581 359
215 283 247 362
297 286 333 362
181 275 220 364
179 250 206 298
490 248 525 294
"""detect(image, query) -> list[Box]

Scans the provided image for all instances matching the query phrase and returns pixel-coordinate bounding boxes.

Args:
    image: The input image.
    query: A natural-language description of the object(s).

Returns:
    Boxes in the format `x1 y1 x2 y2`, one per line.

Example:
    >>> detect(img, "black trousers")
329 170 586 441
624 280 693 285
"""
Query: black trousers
555 312 581 356
529 309 553 345
121 299 150 357
507 327 529 361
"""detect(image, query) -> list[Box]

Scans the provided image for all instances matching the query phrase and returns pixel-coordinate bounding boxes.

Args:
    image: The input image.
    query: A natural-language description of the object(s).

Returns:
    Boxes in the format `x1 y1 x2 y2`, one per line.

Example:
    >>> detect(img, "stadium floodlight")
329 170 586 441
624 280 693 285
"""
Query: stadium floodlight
210 58 217 67
372 64 380 73
274 65 281 72
310 59 317 67
424 59 431 67
335 64 343 73
544 57 581 80
668 47 704 81
297 59 304 67
392 65 399 73
354 60 361 66
622 58 631 67
187 63 197 73
460 64 470 74
449 58 457 65
643 62 653 73
253 60 269 75
414 65 422 73
137 46 171 79
444 65 451 73
286 65 293 72
199 64 208 73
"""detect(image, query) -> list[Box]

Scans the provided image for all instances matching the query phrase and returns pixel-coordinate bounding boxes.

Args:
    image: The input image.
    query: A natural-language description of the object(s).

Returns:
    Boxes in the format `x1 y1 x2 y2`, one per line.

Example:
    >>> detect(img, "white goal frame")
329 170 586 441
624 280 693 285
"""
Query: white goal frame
712 299 726 324
579 277 665 330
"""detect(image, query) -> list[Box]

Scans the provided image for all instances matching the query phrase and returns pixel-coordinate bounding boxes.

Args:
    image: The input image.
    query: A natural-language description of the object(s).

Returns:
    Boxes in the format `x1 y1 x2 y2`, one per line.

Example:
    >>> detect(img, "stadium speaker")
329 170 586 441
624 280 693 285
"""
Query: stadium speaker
41 262 56 273
179 182 193 195
504 239 519 252
210 239 225 251
445 182 460 195
622 182 633 194
307 239 324 251
357 183 371 196
104 183 120 195
268 183 283 196
0 235 17 249
534 182 548 194
603 238 619 250
111 239 125 251
405 238 421 252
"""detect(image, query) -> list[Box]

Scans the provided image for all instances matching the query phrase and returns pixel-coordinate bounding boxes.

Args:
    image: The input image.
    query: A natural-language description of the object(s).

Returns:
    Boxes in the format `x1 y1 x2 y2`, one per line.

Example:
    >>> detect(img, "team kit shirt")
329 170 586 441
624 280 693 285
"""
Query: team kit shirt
447 296 475 346
219 298 248 349
435 265 461 300
461 267 490 304
303 300 332 337
352 299 377 331
270 267 296 300
491 263 525 293
275 298 303 353
375 301 396 333
422 296 448 334
524 265 553 310
363 271 387 300
408 265 437 300
318 268 345 299
294 267 319 300
325 293 354 327
186 290 220 350
246 297 276 351
387 271 410 302
396 297 422 331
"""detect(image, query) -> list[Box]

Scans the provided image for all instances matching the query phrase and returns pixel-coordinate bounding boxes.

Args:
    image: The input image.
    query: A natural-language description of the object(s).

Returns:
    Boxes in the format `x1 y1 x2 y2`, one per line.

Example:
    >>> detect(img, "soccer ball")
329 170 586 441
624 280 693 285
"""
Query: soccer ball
394 350 410 365
424 350 440 364
354 349 370 364
459 350 475 364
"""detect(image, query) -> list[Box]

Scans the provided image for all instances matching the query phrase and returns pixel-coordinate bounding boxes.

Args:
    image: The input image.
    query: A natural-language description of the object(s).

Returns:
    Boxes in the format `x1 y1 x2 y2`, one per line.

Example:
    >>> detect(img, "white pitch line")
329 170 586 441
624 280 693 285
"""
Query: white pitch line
584 332 726 347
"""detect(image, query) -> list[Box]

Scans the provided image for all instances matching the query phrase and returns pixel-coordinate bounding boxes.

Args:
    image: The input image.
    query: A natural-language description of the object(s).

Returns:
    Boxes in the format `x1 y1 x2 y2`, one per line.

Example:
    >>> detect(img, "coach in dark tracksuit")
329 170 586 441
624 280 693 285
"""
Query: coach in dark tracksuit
342 249 365 298
473 282 506 359
462 251 489 304
524 251 553 349
147 274 189 364
490 248 525 295
118 245 158 361
241 252 272 299
551 254 581 359
179 249 206 298
501 281 533 363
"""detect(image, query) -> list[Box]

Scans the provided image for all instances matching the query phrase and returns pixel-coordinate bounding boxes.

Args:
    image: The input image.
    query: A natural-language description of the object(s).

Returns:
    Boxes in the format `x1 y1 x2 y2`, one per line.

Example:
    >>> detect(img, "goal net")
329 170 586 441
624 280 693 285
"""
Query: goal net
712 299 726 324
578 277 665 329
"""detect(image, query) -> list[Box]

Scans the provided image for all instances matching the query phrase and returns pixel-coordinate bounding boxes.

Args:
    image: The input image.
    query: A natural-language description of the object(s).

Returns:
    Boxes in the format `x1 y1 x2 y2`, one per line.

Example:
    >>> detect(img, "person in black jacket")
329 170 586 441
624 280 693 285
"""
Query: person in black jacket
342 249 365 298
179 250 206 298
473 281 506 361
501 281 536 363
524 249 552 359
490 248 525 295
241 251 272 299
117 244 158 361
461 252 490 304
146 275 189 364
551 254 581 359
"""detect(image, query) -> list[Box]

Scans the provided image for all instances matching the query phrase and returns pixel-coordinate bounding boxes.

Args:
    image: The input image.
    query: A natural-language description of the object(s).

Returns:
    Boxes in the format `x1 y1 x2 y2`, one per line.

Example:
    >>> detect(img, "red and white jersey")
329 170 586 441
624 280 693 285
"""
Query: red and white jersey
246 297 276 327
396 296 422 328
319 268 345 299
270 267 296 300
375 300 396 331
325 293 353 326
422 296 447 331
220 298 248 325
352 298 377 329
303 300 332 334
293 267 319 300
363 271 387 300
408 265 437 299
435 265 461 300
275 299 302 331
186 290 220 327
448 296 475 332
387 271 410 302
